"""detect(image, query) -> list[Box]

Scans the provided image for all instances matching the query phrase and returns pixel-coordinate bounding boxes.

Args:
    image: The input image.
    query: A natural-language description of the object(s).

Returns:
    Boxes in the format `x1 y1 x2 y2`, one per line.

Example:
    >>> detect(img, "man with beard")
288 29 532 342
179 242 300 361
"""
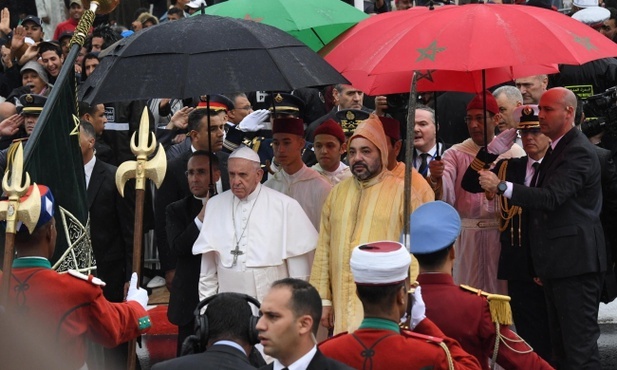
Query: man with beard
310 114 426 335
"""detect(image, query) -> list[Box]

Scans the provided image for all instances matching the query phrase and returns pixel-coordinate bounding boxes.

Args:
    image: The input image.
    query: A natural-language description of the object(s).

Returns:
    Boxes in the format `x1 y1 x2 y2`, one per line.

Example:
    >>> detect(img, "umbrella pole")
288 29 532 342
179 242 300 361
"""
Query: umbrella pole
434 92 441 160
206 95 216 196
403 72 418 250
482 69 488 149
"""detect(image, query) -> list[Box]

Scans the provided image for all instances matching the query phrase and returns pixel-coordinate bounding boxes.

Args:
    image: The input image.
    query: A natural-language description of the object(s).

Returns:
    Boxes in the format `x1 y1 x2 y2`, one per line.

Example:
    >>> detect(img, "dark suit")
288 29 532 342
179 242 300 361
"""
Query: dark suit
462 154 552 363
155 149 229 273
151 344 256 370
595 146 617 303
88 158 134 302
166 196 203 355
510 128 606 369
87 158 135 368
94 138 115 165
259 349 354 370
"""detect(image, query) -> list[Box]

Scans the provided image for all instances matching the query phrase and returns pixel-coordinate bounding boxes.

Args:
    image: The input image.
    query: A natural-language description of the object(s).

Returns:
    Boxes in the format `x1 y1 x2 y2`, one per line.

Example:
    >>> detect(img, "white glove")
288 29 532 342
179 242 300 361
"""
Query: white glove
238 109 270 132
126 272 149 310
410 286 426 330
487 128 517 155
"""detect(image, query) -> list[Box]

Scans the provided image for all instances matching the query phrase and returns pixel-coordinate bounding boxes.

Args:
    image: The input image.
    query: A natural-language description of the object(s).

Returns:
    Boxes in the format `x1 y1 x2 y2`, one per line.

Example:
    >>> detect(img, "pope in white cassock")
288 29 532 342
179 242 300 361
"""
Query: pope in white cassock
192 146 318 302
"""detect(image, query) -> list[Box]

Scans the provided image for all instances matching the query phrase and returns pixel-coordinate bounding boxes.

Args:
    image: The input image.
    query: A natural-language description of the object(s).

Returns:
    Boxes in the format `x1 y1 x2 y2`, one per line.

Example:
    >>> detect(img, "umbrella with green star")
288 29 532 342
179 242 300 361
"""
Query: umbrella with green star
202 0 369 52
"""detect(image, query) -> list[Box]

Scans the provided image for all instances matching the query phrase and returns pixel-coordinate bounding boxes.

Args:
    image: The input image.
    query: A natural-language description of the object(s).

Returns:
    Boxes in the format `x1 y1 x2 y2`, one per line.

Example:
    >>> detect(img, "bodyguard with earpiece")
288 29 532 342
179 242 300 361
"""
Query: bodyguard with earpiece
152 293 265 369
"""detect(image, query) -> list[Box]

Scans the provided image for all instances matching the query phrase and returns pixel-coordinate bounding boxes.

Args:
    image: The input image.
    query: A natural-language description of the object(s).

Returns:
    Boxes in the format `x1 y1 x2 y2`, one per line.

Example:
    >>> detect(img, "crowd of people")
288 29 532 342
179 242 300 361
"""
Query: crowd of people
0 0 616 369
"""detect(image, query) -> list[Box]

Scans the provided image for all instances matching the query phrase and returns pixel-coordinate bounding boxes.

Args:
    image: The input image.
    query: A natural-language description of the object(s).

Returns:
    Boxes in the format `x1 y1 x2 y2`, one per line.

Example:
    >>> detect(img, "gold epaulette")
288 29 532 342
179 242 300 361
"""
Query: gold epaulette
460 284 513 326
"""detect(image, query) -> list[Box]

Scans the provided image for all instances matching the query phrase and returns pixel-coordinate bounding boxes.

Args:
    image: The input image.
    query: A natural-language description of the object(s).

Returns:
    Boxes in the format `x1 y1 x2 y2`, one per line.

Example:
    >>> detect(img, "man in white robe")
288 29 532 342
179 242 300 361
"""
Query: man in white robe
193 146 317 302
264 117 332 230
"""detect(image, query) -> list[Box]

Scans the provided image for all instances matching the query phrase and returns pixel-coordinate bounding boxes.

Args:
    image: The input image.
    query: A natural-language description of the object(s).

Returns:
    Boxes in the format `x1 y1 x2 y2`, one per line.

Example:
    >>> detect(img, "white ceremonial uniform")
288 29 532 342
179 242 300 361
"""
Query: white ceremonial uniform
264 164 332 230
193 183 317 302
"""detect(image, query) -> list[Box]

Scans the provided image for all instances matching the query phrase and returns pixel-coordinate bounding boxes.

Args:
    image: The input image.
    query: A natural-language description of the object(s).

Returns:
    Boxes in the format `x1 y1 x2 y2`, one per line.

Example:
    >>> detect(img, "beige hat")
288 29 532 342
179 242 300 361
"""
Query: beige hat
349 114 389 169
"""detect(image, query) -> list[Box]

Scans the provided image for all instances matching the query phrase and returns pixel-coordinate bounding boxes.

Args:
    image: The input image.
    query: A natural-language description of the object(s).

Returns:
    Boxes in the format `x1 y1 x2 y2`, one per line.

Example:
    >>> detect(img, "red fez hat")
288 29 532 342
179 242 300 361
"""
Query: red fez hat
467 91 499 115
314 119 346 144
273 117 304 137
379 116 401 141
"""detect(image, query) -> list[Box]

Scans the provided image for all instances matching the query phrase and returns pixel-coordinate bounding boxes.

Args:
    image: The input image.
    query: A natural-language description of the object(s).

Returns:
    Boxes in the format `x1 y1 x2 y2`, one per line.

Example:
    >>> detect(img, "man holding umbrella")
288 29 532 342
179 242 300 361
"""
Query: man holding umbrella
478 87 606 369
428 92 525 295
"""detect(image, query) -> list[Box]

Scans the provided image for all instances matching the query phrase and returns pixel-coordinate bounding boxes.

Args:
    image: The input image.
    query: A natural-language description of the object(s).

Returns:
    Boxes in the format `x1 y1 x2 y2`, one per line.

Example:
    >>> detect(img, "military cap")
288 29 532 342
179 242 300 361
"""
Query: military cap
350 241 411 285
21 15 42 27
187 0 207 9
573 0 597 8
572 6 610 29
514 105 540 130
408 201 461 255
335 109 370 137
195 94 234 112
18 94 47 115
265 93 305 116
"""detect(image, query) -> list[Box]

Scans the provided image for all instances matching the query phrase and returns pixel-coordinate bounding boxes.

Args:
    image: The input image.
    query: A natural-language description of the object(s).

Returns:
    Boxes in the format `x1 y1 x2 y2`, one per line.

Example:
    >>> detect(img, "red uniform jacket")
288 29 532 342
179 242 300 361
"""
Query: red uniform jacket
2 257 151 369
319 317 481 370
418 273 553 370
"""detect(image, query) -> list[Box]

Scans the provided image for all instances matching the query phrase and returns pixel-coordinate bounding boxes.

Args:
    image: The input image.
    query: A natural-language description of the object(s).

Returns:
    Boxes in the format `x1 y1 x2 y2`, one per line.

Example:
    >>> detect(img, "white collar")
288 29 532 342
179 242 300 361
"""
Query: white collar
84 155 96 173
211 340 246 356
272 345 317 370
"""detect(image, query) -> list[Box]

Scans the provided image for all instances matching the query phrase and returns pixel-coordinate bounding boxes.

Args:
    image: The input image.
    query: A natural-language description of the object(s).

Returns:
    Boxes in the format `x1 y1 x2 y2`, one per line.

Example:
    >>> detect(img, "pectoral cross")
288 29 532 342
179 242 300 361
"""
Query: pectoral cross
230 243 244 266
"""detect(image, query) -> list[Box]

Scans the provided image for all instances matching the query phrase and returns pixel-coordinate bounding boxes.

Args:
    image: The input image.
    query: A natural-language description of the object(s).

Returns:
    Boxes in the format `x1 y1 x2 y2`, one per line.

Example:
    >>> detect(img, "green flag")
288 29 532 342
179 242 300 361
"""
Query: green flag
24 54 93 273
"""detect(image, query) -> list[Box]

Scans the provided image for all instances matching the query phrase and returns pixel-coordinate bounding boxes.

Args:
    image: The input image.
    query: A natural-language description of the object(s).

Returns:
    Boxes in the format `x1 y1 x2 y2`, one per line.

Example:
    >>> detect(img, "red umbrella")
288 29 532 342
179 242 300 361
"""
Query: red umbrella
324 4 617 93
342 64 559 95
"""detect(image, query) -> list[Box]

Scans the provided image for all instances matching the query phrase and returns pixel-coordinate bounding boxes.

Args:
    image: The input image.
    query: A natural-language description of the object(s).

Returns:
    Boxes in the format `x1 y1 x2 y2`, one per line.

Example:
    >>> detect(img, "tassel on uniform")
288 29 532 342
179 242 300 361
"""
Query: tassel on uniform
487 293 513 326
460 284 513 326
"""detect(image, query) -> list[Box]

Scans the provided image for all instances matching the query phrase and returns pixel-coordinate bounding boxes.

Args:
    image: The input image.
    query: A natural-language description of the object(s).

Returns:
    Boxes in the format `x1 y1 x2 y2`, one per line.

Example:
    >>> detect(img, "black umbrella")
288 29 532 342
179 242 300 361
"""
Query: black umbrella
79 14 348 104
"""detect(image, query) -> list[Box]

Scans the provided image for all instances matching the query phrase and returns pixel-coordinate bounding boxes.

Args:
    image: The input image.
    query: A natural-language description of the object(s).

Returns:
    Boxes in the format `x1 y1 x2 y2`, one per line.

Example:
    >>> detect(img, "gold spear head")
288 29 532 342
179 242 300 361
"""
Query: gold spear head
115 107 167 196
0 184 42 234
115 145 167 196
0 143 42 234
82 0 120 15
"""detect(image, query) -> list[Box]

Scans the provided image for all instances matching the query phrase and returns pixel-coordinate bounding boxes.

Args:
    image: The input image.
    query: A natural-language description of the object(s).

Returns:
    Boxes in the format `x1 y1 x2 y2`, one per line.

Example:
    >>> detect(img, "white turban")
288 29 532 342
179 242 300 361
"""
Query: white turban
350 241 411 285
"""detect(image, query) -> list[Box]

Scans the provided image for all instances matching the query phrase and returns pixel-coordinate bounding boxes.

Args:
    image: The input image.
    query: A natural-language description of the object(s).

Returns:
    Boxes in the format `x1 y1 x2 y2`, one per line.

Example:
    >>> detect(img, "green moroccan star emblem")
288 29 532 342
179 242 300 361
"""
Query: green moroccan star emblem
573 35 595 51
416 41 446 62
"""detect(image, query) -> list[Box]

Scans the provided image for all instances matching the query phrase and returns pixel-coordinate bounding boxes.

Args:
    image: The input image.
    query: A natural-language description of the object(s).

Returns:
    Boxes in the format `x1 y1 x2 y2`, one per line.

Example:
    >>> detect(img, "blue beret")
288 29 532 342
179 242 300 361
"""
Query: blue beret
408 201 461 255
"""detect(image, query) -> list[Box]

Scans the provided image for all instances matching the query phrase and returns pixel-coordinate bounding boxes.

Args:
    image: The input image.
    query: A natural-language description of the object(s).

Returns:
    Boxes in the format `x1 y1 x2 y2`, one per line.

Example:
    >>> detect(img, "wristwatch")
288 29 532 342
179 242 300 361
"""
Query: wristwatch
496 181 507 195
